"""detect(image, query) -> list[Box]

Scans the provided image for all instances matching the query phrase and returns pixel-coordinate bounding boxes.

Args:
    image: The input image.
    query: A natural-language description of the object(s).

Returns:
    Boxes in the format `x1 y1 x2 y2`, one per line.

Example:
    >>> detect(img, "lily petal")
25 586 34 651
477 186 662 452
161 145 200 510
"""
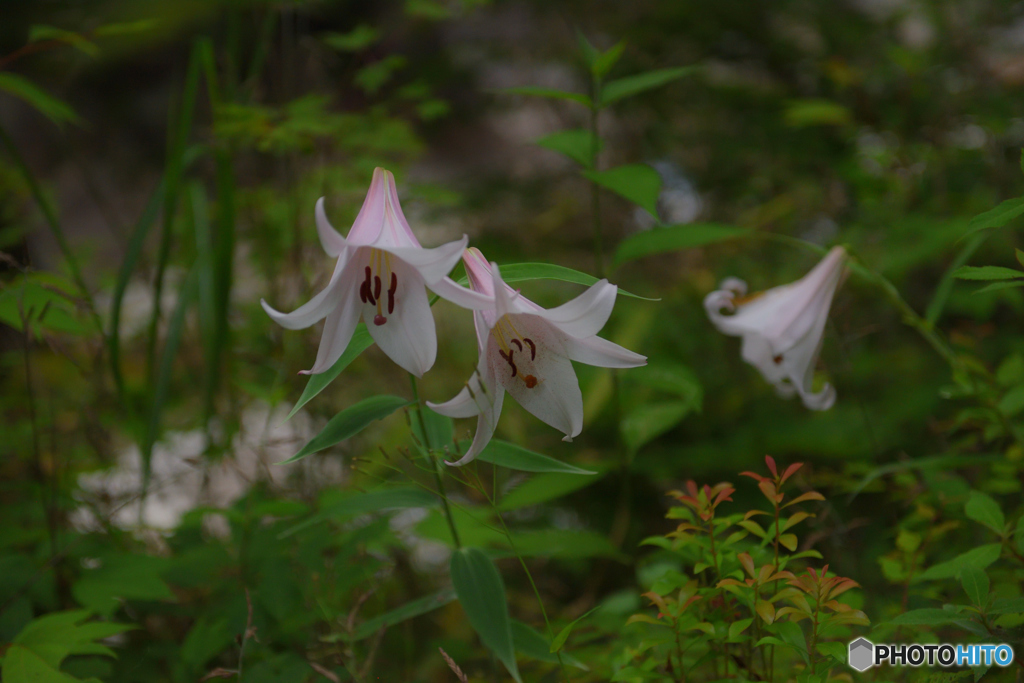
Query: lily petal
261 254 349 330
346 167 389 246
362 259 437 377
430 362 504 465
375 168 422 249
496 318 583 440
563 333 647 368
315 197 349 257
532 279 619 339
386 235 468 284
302 264 363 374
428 276 495 312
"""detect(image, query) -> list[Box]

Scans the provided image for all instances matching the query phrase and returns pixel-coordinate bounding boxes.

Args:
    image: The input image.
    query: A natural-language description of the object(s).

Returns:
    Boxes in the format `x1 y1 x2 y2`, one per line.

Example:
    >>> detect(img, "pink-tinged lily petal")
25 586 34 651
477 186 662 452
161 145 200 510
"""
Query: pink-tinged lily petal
302 264 364 374
431 248 646 465
429 361 505 465
562 333 647 368
491 317 583 440
359 257 436 377
345 167 389 246
704 246 846 410
386 235 467 284
261 254 349 330
314 197 348 257
370 168 422 249
266 167 484 378
532 279 618 339
428 276 495 312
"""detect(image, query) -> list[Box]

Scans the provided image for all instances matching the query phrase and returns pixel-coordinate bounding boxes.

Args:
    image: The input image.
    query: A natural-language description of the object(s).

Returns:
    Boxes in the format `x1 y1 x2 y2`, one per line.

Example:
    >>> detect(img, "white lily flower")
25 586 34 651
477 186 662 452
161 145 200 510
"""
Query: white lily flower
262 167 490 377
429 248 647 466
704 246 847 410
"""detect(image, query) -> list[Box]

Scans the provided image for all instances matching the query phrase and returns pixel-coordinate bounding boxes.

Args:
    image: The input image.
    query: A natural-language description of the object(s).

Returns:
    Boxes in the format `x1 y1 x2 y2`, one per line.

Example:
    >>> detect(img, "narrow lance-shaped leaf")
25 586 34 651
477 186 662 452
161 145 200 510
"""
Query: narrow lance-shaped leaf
500 86 592 108
953 265 1024 281
455 261 656 300
281 395 412 464
614 223 752 266
287 324 375 419
601 66 697 106
962 196 1024 238
475 439 597 475
536 128 601 168
450 547 521 682
583 163 662 217
0 73 82 127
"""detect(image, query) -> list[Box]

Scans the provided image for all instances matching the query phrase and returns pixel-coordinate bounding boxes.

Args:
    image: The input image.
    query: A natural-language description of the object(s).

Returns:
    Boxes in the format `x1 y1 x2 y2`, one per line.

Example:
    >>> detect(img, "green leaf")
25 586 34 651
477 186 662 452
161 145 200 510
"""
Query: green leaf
511 620 589 669
988 597 1024 614
0 73 81 127
450 547 521 682
963 196 1024 237
281 395 412 463
505 529 626 561
782 99 852 127
410 406 454 455
2 610 133 683
346 589 456 641
583 163 662 216
536 128 601 168
630 362 703 407
320 25 380 52
621 400 694 454
593 41 627 79
613 223 752 266
817 641 847 665
917 543 1002 581
953 265 1024 281
287 324 374 419
28 25 98 57
889 608 966 626
0 274 89 336
475 439 597 475
965 491 1006 534
550 606 600 653
497 470 608 511
960 565 989 607
72 555 175 617
601 66 697 106
575 29 600 72
974 280 1024 294
279 487 438 538
501 86 592 108
457 261 656 300
94 19 159 37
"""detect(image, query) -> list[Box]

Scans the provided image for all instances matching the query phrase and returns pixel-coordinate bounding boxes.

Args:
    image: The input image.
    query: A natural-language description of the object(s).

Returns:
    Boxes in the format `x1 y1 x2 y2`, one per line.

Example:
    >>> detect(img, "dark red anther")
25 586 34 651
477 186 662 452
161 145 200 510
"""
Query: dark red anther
773 354 783 364
359 280 369 304
374 314 387 326
364 266 376 305
511 339 523 352
387 272 397 314
523 338 536 360
374 275 382 301
498 349 517 376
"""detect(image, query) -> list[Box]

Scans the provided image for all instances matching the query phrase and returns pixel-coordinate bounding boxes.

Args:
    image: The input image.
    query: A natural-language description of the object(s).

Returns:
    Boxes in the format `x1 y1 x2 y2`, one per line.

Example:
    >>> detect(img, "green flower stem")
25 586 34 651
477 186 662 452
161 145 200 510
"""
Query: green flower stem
408 374 461 549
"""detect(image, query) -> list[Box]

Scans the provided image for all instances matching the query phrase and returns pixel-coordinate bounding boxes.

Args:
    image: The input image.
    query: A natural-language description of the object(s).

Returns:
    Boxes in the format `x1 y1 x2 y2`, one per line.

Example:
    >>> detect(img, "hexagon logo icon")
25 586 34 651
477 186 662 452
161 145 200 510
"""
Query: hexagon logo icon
848 637 874 672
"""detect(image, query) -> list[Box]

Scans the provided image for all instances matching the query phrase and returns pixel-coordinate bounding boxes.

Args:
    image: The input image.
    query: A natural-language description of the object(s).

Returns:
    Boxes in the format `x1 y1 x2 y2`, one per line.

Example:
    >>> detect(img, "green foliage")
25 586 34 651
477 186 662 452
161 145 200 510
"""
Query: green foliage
450 547 521 682
2 611 133 683
284 395 412 462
